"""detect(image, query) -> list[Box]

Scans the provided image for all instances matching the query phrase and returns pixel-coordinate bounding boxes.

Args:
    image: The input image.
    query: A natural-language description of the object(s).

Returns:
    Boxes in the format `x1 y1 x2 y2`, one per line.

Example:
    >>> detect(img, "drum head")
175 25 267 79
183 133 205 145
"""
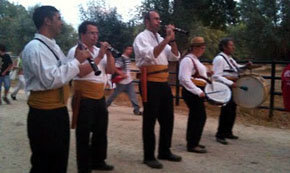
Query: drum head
205 82 231 105
233 75 268 108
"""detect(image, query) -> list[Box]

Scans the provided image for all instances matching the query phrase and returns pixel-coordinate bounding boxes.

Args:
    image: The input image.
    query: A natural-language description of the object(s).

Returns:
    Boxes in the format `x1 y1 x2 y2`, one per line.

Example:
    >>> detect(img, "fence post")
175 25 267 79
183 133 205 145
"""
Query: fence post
269 61 276 119
175 61 180 106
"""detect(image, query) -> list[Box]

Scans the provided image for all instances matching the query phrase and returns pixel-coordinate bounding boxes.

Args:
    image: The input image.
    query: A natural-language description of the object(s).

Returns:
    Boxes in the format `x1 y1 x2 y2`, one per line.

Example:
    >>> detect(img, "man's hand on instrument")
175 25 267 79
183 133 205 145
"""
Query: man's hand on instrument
99 42 109 58
245 61 253 69
199 92 206 98
165 24 175 42
106 50 113 57
75 47 91 63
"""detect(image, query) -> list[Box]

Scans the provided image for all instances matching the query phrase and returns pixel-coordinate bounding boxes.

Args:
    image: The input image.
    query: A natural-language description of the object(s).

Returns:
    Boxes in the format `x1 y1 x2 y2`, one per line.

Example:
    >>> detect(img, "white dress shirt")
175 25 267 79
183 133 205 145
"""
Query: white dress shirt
22 33 80 91
179 54 207 96
67 45 108 85
133 29 180 67
212 52 244 86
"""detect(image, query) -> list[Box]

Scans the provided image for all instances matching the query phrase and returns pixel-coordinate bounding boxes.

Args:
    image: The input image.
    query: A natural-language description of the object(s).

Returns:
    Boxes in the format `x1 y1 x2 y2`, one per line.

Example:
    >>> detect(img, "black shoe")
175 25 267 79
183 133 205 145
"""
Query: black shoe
187 146 207 153
158 153 182 162
10 94 16 100
133 110 142 116
226 134 239 140
78 168 91 173
143 159 163 169
91 162 114 171
198 144 206 149
216 137 228 145
2 97 10 104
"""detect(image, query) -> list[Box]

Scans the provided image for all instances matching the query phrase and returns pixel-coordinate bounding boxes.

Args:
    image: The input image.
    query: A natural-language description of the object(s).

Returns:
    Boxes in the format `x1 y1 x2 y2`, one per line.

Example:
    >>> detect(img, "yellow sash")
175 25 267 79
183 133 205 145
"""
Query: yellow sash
73 80 104 100
191 78 207 87
28 84 70 110
146 65 169 82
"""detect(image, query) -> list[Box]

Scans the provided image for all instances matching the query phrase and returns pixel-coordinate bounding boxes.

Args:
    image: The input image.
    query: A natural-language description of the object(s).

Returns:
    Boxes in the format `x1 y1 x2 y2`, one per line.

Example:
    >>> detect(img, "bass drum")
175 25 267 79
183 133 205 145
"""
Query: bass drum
233 75 270 108
204 81 231 105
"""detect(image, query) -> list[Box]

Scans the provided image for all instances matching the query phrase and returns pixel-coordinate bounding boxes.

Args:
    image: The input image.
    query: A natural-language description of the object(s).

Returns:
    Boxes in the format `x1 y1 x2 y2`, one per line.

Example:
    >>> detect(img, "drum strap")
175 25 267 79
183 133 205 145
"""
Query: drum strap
190 58 211 84
33 38 66 107
219 54 240 75
34 38 60 61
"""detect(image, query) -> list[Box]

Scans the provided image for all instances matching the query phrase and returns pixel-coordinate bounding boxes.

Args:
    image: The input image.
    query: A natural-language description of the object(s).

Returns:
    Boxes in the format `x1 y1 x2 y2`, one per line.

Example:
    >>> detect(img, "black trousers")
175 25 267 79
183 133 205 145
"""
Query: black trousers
76 97 108 172
182 87 207 148
141 82 174 160
216 97 237 138
27 106 70 173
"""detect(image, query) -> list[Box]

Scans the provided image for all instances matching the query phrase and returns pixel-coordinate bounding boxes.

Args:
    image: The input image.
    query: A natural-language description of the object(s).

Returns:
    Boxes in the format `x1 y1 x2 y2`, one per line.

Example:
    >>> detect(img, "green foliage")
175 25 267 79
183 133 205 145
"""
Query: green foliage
0 0 35 54
239 0 290 60
0 0 77 55
204 0 240 29
227 23 251 60
56 23 78 54
136 0 238 59
1 0 289 60
137 0 289 60
137 0 173 24
186 23 227 59
79 0 135 53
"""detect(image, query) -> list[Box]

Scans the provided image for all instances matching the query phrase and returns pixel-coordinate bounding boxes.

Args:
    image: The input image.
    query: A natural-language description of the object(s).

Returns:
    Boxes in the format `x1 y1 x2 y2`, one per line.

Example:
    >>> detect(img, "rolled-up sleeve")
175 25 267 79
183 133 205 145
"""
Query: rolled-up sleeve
232 58 246 69
167 44 180 61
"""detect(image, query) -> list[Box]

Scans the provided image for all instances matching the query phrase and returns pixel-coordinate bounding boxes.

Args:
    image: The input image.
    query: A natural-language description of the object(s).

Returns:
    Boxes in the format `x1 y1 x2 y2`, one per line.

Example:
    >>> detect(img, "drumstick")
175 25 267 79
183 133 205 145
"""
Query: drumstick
206 89 227 95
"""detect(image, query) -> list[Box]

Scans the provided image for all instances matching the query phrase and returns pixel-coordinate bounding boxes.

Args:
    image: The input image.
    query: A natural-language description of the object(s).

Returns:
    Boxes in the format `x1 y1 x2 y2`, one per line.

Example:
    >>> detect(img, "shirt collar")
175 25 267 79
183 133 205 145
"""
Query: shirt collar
144 29 159 38
220 52 232 59
34 33 57 47
187 53 198 61
90 45 100 57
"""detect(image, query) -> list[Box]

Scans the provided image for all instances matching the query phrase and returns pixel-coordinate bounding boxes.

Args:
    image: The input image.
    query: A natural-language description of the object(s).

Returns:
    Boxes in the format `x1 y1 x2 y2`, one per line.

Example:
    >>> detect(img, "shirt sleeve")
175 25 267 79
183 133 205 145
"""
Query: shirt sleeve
24 44 80 90
66 47 76 61
178 58 203 96
133 34 155 66
231 58 246 69
159 35 180 62
166 44 180 61
212 56 233 86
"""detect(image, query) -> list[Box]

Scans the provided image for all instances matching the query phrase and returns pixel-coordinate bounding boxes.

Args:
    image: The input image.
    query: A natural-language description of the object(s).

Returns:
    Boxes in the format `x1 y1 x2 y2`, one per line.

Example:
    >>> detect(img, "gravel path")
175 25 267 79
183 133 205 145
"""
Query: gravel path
0 92 290 173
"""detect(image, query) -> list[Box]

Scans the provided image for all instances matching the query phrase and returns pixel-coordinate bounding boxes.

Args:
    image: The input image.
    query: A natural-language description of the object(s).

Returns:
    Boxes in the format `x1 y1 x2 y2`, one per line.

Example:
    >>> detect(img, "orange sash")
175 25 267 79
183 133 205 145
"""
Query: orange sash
191 79 207 87
71 80 105 129
146 65 169 82
139 65 168 103
73 80 105 100
28 84 70 110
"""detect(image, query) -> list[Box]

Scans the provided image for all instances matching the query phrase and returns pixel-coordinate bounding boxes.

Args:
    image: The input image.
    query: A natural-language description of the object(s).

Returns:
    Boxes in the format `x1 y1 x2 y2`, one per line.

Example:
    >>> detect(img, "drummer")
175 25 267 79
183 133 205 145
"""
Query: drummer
178 36 209 153
212 37 251 145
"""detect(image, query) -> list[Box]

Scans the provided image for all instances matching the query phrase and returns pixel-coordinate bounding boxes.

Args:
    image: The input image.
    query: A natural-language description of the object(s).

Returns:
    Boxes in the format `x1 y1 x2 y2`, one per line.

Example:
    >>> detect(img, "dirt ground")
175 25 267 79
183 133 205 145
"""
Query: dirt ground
1 89 290 173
